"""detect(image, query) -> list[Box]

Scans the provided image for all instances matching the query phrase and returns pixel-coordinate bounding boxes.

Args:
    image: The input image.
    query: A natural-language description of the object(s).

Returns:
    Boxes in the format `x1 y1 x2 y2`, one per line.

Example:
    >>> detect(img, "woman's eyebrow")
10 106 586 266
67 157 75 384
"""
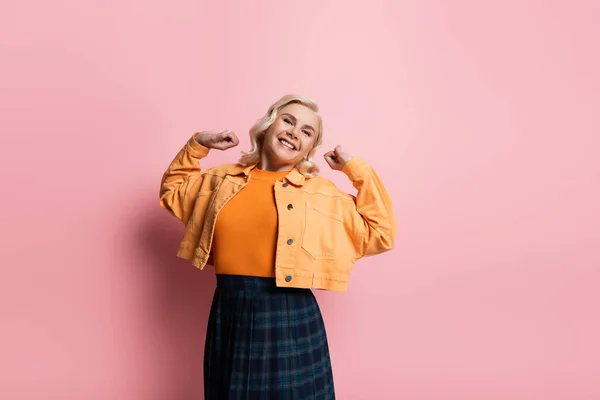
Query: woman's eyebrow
282 113 315 131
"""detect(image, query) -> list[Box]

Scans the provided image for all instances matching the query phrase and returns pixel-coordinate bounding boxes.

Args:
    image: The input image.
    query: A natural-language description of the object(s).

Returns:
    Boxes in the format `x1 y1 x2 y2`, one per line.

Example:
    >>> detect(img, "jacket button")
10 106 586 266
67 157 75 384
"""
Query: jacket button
282 183 289 187
287 204 293 210
287 238 294 245
285 275 292 282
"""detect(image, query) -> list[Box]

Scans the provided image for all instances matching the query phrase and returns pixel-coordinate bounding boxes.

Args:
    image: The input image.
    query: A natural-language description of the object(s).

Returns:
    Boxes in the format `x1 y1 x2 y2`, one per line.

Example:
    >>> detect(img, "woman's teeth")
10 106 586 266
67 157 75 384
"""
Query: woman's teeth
279 139 295 150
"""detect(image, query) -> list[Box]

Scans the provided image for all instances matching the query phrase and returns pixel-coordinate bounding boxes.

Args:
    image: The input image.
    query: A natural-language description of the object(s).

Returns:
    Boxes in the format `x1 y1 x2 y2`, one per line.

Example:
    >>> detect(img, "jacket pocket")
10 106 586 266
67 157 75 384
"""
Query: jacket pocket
188 189 216 231
301 202 345 260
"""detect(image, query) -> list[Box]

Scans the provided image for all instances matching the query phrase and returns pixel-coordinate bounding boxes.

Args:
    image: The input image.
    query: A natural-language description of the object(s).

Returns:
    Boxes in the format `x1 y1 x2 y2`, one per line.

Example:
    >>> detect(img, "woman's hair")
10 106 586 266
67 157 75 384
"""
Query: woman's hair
239 94 324 178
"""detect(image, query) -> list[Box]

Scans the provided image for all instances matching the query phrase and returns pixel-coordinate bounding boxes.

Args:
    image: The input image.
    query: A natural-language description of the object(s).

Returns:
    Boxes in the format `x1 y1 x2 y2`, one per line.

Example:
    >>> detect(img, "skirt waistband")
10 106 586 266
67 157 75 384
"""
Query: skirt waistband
215 274 309 294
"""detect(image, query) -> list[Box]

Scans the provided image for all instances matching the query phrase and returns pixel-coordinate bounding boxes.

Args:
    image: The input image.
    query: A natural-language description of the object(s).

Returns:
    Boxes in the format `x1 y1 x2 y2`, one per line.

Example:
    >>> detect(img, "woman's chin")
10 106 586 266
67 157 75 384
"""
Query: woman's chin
270 149 298 162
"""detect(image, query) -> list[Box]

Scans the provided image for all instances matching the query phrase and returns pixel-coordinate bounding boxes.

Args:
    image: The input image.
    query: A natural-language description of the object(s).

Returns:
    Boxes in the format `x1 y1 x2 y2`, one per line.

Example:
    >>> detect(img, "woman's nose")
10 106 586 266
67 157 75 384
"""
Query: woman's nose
287 129 298 139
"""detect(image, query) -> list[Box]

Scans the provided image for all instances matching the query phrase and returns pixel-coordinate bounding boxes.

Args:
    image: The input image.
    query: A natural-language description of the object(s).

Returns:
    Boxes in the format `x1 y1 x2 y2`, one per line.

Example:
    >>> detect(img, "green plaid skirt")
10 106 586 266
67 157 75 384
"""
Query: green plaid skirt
204 274 336 399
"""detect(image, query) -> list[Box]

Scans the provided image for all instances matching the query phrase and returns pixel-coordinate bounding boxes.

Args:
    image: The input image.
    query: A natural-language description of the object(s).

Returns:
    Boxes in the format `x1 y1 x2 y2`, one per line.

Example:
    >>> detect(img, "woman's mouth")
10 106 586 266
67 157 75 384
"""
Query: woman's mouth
278 138 297 151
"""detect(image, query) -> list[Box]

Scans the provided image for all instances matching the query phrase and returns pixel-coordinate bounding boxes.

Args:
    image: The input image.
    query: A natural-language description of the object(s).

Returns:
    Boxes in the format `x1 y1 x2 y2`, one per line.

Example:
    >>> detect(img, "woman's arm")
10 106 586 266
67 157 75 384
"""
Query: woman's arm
159 134 211 223
341 157 396 257
324 145 396 258
159 130 239 223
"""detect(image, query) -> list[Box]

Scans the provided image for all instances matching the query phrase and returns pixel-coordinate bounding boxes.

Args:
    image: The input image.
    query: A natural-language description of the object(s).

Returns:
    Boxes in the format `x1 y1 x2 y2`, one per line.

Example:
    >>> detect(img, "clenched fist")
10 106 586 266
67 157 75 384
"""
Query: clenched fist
195 130 240 151
324 145 354 171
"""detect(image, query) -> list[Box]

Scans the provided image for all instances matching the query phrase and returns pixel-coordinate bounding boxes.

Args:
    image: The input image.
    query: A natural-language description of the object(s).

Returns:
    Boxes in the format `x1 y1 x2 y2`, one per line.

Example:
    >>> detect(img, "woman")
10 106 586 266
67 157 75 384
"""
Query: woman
160 94 396 399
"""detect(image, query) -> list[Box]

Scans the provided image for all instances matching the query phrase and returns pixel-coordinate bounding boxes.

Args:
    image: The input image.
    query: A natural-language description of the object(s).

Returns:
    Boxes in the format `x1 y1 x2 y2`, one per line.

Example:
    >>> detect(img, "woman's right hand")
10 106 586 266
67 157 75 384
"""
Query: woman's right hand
195 130 240 150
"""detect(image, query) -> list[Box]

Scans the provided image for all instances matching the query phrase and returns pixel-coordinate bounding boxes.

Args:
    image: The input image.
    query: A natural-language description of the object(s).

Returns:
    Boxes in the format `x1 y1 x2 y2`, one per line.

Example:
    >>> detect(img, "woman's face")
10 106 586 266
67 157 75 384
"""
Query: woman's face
260 103 319 172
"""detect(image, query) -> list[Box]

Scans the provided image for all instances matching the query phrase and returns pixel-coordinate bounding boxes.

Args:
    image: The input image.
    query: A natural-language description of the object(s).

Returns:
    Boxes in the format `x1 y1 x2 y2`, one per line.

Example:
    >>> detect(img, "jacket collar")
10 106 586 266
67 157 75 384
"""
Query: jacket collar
225 163 306 186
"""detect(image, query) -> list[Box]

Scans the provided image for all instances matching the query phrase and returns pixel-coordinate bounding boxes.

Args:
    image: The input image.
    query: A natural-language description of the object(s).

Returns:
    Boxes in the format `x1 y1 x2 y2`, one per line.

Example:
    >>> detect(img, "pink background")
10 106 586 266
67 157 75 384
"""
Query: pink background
1 1 599 399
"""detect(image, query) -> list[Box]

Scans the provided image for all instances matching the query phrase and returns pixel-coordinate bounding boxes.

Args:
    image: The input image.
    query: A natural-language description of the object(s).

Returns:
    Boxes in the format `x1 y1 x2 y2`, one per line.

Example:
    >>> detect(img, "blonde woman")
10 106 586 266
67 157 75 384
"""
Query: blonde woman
160 94 396 399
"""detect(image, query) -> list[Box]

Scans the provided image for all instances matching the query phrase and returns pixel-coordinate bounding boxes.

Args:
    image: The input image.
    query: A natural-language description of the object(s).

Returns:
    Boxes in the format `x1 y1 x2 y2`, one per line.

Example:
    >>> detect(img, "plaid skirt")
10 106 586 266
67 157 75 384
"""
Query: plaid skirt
204 274 336 400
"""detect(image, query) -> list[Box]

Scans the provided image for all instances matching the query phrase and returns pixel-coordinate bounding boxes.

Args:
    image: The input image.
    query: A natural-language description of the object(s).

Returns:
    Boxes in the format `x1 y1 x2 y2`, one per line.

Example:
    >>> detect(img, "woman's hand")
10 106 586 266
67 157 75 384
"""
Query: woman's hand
324 145 354 171
195 130 240 151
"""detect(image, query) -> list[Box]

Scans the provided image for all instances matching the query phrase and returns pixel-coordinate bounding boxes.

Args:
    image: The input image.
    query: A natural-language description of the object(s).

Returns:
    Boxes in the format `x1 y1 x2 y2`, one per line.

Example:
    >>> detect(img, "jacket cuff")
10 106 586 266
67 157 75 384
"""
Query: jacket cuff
341 157 369 180
185 133 211 157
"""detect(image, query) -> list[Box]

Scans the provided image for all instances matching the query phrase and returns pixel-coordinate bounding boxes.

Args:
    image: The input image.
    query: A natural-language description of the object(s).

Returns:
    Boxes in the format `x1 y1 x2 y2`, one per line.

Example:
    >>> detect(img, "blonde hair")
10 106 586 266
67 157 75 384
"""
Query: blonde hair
239 94 323 178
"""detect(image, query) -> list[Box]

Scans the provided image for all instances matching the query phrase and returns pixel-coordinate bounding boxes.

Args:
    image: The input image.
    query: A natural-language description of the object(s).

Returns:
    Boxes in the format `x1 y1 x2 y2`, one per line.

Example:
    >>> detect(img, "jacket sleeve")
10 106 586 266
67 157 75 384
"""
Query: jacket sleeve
159 134 211 223
341 157 397 257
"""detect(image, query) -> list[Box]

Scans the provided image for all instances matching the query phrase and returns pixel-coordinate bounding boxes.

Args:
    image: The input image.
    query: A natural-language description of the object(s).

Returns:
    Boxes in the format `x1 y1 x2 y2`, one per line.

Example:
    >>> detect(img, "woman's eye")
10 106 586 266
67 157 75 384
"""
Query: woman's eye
303 130 311 136
284 119 292 125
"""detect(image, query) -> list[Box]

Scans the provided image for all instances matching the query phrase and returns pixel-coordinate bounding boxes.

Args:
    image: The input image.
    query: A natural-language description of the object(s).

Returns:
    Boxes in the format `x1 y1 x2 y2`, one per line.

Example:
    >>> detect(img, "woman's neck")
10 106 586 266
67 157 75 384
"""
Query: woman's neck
257 158 294 172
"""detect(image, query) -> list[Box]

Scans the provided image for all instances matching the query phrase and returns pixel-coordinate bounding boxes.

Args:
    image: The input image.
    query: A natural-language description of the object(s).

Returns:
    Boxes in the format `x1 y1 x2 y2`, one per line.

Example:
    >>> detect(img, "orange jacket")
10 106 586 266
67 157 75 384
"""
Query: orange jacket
159 134 397 292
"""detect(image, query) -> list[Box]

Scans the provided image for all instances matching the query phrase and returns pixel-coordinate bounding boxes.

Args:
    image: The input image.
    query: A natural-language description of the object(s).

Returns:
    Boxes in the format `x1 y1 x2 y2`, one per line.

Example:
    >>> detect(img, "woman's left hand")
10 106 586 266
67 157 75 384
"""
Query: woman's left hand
324 145 354 171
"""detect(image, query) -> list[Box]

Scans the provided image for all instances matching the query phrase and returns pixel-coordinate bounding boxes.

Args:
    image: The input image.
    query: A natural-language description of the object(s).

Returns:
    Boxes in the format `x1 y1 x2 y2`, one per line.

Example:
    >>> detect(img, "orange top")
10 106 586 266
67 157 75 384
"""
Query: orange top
211 168 289 277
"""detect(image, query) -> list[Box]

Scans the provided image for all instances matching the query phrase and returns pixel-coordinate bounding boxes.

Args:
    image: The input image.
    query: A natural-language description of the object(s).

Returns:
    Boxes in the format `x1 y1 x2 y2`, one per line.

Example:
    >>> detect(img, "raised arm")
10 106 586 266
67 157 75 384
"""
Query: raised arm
159 130 239 223
324 145 396 257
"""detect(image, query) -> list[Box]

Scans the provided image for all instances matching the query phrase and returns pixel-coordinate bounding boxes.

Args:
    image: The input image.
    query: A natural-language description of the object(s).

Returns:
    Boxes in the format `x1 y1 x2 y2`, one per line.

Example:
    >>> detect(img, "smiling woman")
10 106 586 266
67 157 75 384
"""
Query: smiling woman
159 94 396 399
258 103 320 171
239 95 324 177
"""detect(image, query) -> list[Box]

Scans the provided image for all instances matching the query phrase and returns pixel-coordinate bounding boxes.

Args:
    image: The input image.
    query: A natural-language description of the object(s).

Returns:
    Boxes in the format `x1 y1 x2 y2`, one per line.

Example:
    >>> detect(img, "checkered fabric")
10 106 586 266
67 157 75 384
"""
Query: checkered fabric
204 274 336 400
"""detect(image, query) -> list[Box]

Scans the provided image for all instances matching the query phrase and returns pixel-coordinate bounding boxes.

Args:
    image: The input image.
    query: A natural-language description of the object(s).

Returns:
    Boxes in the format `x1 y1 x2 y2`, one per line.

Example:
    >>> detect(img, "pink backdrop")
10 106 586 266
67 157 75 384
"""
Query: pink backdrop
1 1 599 399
